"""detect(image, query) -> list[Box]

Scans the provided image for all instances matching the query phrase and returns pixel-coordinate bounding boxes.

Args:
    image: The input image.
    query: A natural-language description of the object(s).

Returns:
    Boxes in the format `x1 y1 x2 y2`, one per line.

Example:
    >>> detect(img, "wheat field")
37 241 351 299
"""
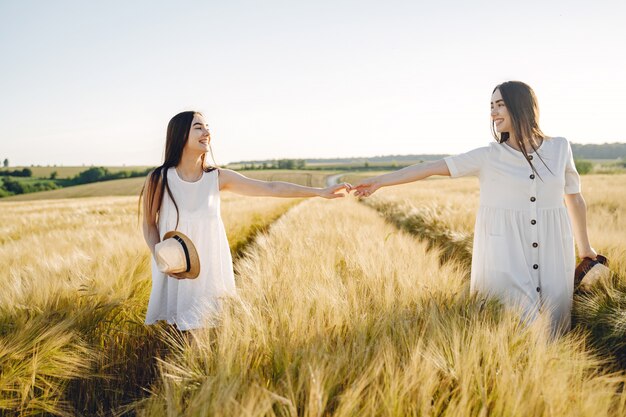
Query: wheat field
1 174 625 416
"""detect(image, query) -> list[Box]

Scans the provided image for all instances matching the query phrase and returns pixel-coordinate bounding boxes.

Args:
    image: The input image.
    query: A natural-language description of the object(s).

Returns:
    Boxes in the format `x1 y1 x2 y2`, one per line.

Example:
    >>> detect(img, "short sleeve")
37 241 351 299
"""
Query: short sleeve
444 146 490 178
564 139 581 194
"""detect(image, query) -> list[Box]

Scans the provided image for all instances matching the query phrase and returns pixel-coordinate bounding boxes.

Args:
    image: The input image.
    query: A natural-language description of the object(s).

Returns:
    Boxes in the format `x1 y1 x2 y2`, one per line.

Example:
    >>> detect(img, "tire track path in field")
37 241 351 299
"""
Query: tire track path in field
358 198 474 274
230 172 341 261
229 200 303 261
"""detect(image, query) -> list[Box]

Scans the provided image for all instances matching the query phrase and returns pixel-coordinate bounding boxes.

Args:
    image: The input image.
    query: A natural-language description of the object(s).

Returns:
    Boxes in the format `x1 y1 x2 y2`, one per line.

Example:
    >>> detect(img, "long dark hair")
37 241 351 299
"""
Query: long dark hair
491 81 549 176
139 111 217 230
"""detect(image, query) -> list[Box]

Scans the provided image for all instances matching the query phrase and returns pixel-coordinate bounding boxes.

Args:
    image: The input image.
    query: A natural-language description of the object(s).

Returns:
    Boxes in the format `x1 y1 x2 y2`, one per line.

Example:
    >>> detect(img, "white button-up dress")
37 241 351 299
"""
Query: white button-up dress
444 137 580 334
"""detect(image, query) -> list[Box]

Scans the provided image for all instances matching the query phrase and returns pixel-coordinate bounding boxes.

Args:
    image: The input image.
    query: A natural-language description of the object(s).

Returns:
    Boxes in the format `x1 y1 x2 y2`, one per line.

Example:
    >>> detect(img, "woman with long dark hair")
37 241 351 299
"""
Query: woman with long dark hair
352 81 596 335
141 111 348 330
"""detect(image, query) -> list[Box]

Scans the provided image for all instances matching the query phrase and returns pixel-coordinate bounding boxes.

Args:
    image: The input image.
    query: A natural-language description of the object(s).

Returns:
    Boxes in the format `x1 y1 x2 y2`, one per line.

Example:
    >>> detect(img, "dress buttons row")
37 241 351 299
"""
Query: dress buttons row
529 166 538 292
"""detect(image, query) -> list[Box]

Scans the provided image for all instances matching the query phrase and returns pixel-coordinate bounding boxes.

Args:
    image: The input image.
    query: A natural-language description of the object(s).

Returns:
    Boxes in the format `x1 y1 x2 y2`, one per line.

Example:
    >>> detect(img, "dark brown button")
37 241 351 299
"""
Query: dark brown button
530 197 536 202
530 174 535 180
532 242 538 248
528 155 534 160
531 219 536 225
533 264 539 269
536 287 541 292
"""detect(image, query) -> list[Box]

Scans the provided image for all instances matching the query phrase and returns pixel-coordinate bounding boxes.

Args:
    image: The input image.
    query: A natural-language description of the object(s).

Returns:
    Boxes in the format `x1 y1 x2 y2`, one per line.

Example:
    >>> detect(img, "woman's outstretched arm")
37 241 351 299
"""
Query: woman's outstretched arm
564 193 597 259
352 159 450 197
218 169 350 199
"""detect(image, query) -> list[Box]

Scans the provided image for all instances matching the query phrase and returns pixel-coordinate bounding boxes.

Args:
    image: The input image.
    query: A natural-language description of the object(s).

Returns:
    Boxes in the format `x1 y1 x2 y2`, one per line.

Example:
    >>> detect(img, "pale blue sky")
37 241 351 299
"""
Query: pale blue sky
1 0 624 166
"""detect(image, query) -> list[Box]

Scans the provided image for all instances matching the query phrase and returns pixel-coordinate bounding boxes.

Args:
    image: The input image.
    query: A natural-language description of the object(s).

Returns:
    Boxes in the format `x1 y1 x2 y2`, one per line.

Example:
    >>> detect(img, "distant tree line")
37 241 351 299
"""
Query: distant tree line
571 143 626 159
0 166 152 198
231 144 626 168
0 168 32 177
303 154 448 163
0 177 58 196
240 159 306 170
231 155 446 167
69 166 152 185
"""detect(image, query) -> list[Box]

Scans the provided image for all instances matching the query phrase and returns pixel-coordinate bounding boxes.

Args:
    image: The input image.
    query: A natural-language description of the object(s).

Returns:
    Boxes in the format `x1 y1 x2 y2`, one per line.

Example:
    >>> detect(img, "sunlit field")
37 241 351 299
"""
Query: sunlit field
1 174 625 416
0 193 301 415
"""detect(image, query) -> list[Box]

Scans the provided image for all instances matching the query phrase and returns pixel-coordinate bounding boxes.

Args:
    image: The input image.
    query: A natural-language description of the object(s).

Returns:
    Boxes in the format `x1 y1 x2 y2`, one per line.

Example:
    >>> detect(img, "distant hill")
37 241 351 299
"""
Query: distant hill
229 154 448 167
0 177 146 201
230 142 626 167
304 154 448 163
571 143 626 160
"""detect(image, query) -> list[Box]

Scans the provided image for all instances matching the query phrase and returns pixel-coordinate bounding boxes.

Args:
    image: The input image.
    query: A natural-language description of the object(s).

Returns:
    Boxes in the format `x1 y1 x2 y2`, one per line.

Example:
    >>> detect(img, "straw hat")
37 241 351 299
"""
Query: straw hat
575 254 610 291
154 231 200 279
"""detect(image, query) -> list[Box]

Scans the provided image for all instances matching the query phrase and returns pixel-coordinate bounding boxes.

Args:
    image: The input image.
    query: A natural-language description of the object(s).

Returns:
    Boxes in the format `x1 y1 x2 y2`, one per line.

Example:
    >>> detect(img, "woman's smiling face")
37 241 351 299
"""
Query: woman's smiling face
184 113 211 154
491 88 511 134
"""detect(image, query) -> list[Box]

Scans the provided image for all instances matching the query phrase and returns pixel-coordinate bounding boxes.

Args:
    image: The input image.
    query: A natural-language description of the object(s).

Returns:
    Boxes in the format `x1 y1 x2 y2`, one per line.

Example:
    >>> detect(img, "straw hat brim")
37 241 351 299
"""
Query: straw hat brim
578 263 611 290
162 230 201 279
575 255 610 291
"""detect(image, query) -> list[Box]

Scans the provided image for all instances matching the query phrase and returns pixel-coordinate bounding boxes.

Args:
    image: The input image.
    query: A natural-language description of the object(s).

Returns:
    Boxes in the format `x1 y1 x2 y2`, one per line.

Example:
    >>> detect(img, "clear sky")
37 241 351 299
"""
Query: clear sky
1 0 625 166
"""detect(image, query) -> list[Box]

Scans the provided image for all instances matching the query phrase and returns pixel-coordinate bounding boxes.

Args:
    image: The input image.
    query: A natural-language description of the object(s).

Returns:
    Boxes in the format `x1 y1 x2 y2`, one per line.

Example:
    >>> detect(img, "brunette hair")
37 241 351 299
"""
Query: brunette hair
139 111 216 230
491 81 549 176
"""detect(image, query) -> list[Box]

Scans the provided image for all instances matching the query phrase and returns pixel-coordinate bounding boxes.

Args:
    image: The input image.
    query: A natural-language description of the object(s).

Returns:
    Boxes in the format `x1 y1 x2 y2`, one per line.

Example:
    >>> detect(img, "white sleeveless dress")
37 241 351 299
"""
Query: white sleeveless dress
145 168 236 330
444 137 579 335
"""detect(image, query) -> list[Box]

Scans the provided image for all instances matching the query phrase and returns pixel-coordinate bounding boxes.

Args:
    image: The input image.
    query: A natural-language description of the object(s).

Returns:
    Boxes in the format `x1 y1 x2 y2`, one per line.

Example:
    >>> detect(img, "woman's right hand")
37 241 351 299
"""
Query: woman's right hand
318 182 351 199
352 178 381 198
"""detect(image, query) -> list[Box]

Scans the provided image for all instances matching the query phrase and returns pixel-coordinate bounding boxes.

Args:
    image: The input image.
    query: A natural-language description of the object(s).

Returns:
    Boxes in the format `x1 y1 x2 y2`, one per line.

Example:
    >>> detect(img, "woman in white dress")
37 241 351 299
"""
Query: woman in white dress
141 111 349 330
352 81 597 335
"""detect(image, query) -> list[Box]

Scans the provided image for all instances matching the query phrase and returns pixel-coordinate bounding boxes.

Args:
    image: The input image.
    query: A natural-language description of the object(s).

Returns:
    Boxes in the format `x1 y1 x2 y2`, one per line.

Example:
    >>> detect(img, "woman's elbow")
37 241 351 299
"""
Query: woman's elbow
430 160 451 177
565 193 586 208
264 181 281 196
142 218 157 235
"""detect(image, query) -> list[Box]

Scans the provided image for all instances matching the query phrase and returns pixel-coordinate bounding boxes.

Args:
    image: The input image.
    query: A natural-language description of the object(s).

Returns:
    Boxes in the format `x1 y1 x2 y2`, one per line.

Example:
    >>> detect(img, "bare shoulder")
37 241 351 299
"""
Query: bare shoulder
217 168 244 190
217 168 236 175
217 168 242 181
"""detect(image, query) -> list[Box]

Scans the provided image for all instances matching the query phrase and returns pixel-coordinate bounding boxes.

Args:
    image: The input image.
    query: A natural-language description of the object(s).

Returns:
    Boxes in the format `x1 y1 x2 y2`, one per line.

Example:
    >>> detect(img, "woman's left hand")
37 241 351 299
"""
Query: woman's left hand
319 183 351 199
578 247 598 260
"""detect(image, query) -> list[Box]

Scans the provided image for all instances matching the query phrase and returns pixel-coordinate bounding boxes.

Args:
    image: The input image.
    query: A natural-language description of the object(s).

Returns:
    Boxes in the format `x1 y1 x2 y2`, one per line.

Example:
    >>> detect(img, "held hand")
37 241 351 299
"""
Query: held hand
352 178 381 198
578 247 598 260
319 182 351 199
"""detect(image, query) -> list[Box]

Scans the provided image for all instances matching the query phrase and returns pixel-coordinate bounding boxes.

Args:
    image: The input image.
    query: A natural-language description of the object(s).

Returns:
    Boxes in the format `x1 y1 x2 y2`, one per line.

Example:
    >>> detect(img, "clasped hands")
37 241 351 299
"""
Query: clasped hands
320 178 381 199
